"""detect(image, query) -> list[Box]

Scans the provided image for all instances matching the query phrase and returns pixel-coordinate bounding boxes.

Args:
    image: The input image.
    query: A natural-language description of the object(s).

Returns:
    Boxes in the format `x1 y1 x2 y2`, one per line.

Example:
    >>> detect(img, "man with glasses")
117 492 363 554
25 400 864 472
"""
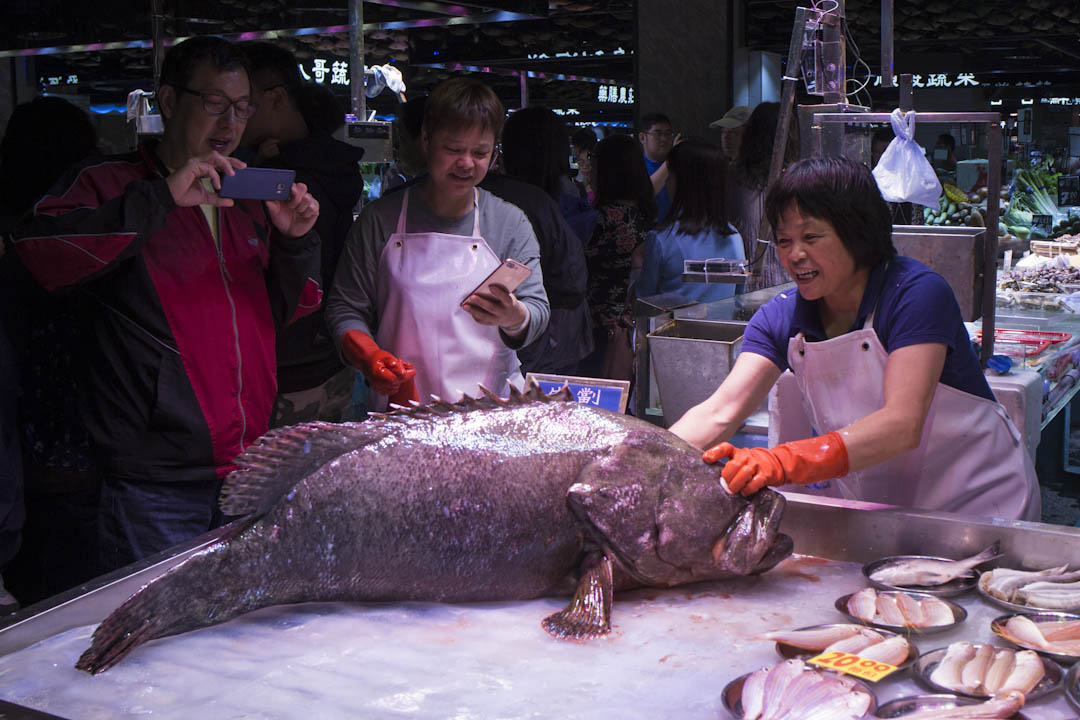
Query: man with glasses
638 112 679 222
12 36 322 573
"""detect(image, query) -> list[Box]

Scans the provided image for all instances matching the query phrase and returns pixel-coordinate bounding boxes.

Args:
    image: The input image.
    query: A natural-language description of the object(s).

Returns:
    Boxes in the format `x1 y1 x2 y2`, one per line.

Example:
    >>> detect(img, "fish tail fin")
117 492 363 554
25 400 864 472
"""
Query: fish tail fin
75 575 187 673
76 521 258 673
969 540 1004 571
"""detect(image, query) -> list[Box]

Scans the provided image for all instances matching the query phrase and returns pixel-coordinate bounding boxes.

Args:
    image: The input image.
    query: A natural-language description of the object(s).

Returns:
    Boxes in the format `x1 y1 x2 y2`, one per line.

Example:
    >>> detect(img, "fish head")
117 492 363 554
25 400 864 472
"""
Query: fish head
567 430 793 587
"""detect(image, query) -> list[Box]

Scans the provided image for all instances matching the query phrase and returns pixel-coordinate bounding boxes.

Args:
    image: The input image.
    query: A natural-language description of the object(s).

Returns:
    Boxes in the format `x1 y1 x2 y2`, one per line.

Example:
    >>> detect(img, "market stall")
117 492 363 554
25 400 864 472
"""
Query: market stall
2 495 1080 718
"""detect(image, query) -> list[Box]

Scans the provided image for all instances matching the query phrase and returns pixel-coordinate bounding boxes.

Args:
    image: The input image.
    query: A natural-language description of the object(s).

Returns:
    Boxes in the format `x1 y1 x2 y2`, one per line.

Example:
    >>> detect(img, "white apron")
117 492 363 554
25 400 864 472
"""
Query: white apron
373 188 524 410
775 309 1041 522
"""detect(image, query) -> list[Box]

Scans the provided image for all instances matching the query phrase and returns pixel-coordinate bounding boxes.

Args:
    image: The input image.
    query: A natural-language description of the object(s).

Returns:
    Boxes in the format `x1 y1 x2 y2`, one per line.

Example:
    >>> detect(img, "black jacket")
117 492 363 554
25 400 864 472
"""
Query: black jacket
264 136 365 392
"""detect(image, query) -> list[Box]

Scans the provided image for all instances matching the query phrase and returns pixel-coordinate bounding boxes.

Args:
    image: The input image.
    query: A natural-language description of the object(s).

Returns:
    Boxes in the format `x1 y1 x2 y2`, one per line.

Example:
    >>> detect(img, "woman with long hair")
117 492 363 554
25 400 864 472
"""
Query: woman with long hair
636 138 744 303
729 101 799 290
580 133 656 382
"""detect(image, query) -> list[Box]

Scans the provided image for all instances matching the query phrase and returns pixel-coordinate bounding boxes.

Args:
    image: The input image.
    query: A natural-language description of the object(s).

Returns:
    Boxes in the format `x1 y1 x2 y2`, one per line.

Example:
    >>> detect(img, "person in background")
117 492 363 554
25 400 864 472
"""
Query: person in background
636 138 744 304
0 273 22 613
491 106 592 376
240 41 364 427
638 112 677 223
871 125 895 169
383 96 428 193
0 96 99 605
11 36 322 573
709 105 751 163
580 133 656 383
570 126 598 205
671 157 1039 522
327 77 549 410
934 133 958 172
728 101 799 291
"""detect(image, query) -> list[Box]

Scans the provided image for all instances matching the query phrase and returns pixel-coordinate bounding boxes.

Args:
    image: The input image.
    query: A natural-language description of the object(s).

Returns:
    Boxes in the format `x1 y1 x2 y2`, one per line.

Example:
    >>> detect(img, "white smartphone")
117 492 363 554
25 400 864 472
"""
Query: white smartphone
461 259 532 307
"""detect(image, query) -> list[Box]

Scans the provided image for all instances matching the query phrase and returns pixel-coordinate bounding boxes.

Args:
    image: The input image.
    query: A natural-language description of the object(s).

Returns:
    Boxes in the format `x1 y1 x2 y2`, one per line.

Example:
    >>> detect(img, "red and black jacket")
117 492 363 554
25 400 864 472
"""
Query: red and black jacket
12 141 322 484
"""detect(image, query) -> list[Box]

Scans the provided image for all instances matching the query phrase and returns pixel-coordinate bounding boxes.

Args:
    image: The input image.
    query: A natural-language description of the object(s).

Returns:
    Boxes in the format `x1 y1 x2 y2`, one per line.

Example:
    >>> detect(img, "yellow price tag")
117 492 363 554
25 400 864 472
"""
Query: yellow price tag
808 650 900 682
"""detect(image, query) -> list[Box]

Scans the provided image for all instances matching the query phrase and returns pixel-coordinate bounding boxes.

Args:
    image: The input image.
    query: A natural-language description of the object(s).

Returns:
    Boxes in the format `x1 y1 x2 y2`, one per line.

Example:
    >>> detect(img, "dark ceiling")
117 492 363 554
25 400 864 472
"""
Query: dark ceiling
3 0 1080 124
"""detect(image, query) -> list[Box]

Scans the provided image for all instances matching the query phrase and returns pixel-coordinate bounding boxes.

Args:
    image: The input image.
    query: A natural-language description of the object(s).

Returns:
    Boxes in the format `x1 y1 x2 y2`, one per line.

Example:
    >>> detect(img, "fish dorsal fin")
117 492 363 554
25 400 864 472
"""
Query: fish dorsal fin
372 380 573 422
220 421 390 517
221 383 574 517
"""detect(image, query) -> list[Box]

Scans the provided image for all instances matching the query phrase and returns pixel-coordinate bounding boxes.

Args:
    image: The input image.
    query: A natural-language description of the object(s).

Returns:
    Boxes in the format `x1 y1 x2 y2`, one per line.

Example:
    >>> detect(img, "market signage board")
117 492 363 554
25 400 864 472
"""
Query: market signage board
524 374 630 414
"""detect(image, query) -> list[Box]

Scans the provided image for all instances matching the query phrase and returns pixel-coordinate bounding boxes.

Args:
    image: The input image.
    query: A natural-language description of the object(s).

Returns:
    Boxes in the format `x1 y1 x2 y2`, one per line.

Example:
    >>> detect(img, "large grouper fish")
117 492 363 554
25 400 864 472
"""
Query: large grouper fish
76 384 793 673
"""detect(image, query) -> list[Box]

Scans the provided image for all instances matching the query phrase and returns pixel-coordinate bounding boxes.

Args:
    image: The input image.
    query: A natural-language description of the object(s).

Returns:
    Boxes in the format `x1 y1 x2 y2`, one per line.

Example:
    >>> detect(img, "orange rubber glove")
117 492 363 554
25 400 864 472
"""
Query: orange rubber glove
341 329 417 399
702 431 850 496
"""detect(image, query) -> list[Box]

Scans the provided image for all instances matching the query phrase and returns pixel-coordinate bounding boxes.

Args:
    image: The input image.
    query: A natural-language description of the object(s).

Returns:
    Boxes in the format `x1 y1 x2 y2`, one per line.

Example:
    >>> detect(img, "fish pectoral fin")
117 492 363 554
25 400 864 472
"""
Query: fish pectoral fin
542 554 614 640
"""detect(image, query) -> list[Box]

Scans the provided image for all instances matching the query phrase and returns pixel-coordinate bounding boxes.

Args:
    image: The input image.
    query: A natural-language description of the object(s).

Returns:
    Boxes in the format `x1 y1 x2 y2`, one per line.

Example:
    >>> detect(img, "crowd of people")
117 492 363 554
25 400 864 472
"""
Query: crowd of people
0 31 873 611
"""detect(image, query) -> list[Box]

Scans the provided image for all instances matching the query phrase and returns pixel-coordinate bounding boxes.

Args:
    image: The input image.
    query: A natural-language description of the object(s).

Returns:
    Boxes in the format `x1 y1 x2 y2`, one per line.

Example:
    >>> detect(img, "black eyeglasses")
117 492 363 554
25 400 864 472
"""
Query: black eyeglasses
645 130 676 139
175 85 257 119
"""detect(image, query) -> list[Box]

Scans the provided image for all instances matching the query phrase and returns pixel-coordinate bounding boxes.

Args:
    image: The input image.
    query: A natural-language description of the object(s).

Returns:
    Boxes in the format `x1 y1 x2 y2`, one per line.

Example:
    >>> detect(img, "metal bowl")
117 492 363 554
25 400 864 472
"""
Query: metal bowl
874 693 1030 718
772 623 919 674
912 643 1063 701
834 591 966 634
977 569 1080 614
862 556 978 596
720 666 877 718
990 611 1080 665
1066 661 1080 711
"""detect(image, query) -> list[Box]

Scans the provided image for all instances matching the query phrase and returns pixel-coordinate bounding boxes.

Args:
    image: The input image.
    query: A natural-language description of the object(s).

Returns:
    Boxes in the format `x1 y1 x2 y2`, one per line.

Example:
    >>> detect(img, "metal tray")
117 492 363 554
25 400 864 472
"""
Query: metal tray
874 693 1030 719
1066 661 1080 712
721 667 877 718
991 612 1080 665
862 556 978 597
912 644 1063 701
834 591 966 634
772 623 918 673
977 570 1080 614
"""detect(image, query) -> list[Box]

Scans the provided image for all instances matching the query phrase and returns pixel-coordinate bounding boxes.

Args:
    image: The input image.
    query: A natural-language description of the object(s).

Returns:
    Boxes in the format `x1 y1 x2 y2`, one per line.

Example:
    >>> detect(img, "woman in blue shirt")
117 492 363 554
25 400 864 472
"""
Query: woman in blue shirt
670 157 1040 522
636 138 744 303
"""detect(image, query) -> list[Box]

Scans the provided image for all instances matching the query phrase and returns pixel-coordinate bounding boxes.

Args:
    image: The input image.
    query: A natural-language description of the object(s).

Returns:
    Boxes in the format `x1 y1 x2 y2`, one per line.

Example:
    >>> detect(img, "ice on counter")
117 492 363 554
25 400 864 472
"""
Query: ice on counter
1 554 1079 719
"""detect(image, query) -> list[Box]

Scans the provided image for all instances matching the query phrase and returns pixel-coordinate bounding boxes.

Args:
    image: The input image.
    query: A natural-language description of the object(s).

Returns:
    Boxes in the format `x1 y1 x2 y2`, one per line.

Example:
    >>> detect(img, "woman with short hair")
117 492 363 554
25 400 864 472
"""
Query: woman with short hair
636 138 744 304
671 156 1040 522
327 77 550 409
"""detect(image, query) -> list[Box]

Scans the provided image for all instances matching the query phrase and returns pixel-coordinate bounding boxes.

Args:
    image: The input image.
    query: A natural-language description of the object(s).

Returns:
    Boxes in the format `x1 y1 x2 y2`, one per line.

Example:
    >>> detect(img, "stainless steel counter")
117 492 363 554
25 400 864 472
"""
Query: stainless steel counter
2 495 1080 718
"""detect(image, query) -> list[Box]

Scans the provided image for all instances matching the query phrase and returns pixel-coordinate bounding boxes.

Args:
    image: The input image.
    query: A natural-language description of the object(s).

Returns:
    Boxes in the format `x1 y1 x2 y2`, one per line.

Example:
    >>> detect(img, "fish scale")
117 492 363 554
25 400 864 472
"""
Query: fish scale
76 385 793 673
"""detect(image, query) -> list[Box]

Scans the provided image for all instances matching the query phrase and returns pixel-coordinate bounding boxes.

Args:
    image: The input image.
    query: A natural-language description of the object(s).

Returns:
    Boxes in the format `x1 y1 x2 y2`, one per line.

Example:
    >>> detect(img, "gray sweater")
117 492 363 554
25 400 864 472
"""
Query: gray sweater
327 186 550 358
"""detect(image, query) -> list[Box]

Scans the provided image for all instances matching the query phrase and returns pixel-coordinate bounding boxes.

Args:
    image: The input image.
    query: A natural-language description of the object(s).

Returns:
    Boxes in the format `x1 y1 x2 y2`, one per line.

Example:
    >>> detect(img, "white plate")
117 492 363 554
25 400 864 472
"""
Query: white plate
912 643 1063 701
990 611 1080 665
720 667 877 718
772 623 918 673
874 693 1030 718
862 556 977 597
834 591 966 634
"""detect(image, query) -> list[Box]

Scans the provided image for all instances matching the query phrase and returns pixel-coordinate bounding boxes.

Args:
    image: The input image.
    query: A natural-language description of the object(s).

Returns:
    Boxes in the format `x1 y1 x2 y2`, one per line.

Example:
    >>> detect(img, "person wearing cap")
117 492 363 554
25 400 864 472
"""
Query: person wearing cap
710 106 750 163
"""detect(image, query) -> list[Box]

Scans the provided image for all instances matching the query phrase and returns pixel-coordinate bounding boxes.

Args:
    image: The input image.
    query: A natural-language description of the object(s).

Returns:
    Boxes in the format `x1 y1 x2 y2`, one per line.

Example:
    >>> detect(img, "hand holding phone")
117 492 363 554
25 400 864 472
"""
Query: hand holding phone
461 259 532 331
461 259 532 307
219 167 296 201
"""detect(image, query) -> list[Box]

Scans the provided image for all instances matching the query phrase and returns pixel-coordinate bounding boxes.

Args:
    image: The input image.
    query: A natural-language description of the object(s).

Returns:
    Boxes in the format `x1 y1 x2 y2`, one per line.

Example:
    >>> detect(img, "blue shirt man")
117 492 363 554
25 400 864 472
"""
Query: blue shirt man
638 112 675 223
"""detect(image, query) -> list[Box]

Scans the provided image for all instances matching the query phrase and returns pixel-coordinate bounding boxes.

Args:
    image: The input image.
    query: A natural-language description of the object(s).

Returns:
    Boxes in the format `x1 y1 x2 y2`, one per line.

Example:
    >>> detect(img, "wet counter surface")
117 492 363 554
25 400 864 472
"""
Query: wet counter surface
2 494 1080 719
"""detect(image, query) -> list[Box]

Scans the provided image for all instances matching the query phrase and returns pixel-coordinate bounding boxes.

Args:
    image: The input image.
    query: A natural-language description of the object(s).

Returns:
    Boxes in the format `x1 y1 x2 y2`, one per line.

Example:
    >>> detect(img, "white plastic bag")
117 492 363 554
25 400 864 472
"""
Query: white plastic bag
872 108 941 208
